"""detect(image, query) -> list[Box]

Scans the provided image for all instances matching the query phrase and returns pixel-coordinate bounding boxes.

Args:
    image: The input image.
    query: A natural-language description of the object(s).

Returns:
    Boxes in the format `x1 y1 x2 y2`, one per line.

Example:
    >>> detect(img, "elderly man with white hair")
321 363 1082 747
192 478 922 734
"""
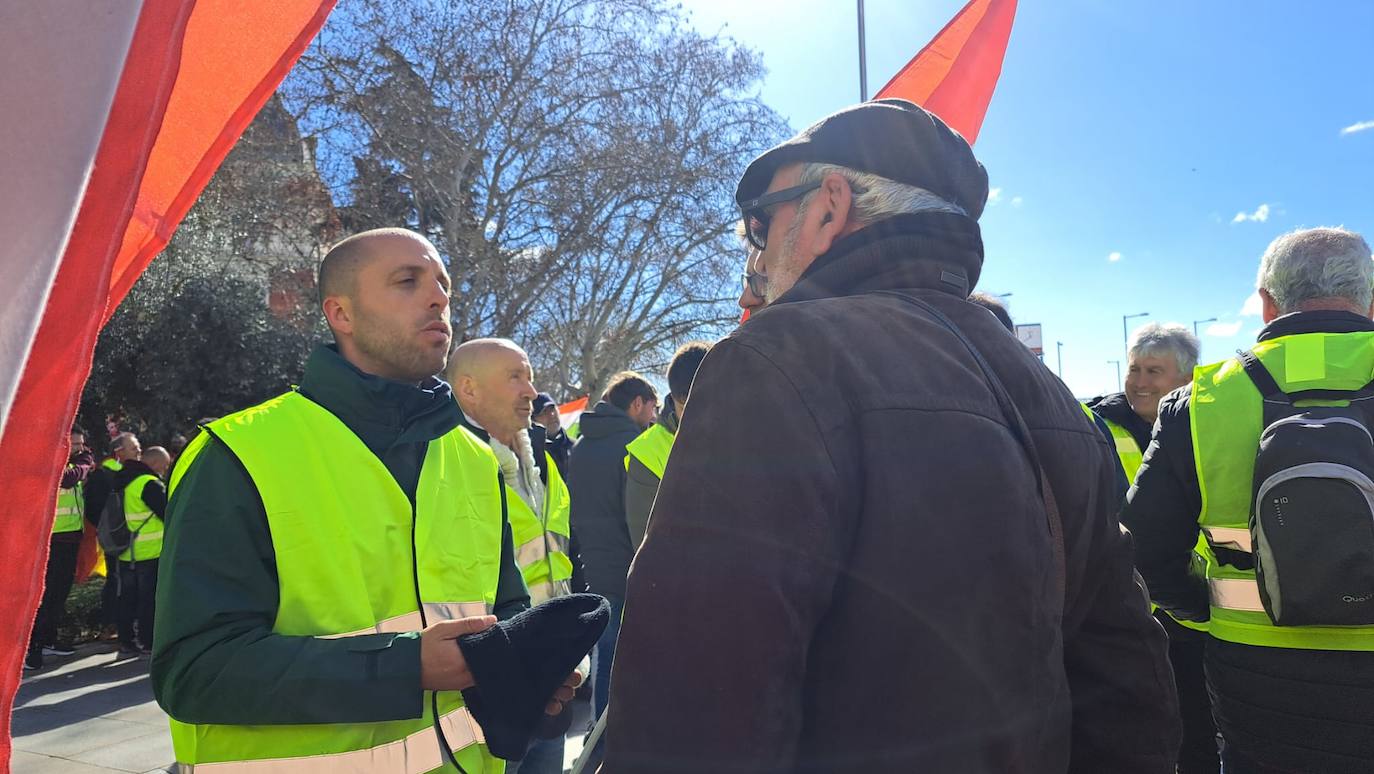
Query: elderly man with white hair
1088 322 1217 774
1124 226 1374 774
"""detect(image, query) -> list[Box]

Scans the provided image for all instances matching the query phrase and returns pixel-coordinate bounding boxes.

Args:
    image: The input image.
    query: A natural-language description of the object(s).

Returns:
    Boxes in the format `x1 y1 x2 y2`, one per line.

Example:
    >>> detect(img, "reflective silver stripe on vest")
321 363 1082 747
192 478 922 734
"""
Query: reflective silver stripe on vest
1210 577 1266 612
316 611 425 639
1203 526 1253 553
422 601 494 621
314 602 492 640
179 705 484 773
527 579 573 606
515 532 569 568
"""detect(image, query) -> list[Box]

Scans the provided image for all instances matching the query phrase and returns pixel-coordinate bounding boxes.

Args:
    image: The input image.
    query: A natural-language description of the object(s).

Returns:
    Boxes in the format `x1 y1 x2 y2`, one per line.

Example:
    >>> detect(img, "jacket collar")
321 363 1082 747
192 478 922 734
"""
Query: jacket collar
297 344 460 458
1256 310 1374 341
770 211 984 307
1087 391 1153 448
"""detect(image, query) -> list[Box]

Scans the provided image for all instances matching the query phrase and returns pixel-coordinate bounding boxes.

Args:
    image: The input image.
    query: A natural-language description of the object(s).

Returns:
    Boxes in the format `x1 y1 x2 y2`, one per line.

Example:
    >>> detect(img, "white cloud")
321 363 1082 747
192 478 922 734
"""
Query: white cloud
988 187 1003 204
1206 320 1244 337
1341 120 1374 136
1011 196 1023 208
1240 291 1263 316
1232 203 1270 224
1108 251 1123 262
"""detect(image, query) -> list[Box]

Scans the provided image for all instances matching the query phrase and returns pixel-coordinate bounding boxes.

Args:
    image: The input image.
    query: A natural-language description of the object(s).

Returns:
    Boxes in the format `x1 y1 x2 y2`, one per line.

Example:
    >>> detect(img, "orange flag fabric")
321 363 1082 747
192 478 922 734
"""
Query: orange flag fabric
0 1 334 765
875 0 1017 145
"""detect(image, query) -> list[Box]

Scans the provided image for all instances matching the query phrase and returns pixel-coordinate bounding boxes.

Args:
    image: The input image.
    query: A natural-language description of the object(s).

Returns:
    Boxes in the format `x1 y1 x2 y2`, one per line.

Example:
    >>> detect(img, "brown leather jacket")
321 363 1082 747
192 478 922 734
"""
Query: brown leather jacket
603 213 1180 773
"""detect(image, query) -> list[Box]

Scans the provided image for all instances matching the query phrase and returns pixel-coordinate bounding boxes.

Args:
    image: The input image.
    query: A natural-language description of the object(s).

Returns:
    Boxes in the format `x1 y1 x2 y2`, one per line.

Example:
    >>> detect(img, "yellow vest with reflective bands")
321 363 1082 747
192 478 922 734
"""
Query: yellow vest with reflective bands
167 390 506 773
53 468 84 534
506 451 572 605
1100 417 1143 484
1193 331 1374 650
118 474 164 562
624 423 675 480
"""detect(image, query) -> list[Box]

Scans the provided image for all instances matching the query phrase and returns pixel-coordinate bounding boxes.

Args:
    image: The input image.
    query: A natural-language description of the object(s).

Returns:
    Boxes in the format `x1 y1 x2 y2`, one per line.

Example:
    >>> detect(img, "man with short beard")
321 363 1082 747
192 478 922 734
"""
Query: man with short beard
152 228 542 771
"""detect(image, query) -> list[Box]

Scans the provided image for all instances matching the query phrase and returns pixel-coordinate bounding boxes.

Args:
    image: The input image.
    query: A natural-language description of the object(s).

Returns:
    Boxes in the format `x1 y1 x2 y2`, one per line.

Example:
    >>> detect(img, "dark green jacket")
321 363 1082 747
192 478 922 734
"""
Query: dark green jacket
151 345 530 725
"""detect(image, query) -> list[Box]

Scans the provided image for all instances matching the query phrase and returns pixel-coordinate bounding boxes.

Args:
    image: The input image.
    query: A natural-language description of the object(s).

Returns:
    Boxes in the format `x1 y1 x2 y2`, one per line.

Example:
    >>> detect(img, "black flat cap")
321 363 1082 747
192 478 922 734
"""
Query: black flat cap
736 98 989 222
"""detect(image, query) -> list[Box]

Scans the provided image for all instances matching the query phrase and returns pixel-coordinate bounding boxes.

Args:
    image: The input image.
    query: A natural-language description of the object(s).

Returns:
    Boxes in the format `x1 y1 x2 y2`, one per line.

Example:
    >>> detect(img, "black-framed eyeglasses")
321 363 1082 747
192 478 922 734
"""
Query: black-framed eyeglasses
741 271 766 299
738 180 822 250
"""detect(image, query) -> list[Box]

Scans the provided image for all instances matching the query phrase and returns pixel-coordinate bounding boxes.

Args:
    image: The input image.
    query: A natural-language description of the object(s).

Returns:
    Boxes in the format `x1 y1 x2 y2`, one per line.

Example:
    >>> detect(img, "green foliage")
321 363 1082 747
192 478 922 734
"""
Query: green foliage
79 216 328 447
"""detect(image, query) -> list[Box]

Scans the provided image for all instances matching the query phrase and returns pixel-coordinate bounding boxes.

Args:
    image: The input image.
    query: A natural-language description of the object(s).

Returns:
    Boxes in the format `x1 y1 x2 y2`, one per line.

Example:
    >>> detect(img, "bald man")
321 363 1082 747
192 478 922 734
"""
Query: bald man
153 228 532 771
449 339 581 774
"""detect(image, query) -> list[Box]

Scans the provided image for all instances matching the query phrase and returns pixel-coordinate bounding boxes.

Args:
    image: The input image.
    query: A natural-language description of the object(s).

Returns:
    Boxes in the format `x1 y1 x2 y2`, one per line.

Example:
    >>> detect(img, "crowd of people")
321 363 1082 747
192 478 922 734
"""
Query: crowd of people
27 429 178 671
26 97 1374 774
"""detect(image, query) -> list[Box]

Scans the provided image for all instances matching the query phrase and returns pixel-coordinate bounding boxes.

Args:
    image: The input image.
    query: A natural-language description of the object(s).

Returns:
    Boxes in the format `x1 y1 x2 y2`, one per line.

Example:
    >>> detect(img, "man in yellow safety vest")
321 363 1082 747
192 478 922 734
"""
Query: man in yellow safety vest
448 338 582 774
152 228 578 773
1124 227 1374 773
1088 322 1217 773
623 341 710 548
25 426 97 671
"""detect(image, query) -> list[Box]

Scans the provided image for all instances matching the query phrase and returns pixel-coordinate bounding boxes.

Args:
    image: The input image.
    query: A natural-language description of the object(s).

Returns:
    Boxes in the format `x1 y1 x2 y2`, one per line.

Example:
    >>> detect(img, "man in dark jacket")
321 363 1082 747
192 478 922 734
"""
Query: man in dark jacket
1123 227 1374 774
25 426 96 670
566 373 657 730
603 100 1180 773
1088 322 1216 774
532 392 574 476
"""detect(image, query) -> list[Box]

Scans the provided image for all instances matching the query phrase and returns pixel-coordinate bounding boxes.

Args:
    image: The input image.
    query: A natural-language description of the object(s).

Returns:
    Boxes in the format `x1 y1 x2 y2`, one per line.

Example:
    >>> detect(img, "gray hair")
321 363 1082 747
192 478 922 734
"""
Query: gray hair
1257 227 1373 314
795 163 967 224
1129 322 1200 375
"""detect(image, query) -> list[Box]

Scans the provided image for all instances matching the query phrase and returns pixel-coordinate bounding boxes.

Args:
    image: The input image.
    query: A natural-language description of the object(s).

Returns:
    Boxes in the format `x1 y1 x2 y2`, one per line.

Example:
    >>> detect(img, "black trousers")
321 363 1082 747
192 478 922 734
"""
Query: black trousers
29 538 80 652
117 559 158 648
1159 614 1220 774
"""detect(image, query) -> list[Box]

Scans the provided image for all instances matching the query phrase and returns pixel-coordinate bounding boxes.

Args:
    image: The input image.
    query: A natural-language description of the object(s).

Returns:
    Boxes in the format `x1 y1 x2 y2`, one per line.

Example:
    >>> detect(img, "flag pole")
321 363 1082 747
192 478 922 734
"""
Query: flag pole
857 0 868 100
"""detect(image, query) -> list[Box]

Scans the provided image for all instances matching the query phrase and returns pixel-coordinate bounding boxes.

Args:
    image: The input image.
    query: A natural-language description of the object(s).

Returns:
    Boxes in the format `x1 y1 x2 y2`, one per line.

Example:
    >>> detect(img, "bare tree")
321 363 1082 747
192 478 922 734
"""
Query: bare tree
284 0 786 397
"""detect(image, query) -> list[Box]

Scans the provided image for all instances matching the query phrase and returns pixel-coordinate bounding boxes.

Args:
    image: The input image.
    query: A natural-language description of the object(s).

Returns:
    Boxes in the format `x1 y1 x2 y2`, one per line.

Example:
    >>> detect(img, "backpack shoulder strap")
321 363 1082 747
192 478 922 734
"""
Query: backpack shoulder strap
1240 347 1374 404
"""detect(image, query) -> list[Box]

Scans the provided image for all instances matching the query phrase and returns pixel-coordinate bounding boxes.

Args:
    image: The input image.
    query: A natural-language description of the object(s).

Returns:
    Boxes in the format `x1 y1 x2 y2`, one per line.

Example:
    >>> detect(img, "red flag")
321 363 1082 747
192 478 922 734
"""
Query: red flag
875 0 1017 145
0 0 333 763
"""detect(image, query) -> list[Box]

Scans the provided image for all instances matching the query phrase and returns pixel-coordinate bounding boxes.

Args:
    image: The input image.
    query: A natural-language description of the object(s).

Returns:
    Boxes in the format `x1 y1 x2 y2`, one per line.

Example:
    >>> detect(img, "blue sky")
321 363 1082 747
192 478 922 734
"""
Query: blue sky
678 0 1374 397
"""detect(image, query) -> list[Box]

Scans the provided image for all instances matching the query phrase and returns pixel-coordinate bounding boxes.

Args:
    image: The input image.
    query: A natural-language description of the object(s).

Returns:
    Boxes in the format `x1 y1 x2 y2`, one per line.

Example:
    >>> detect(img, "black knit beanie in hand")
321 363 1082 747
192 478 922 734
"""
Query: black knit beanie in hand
458 593 610 760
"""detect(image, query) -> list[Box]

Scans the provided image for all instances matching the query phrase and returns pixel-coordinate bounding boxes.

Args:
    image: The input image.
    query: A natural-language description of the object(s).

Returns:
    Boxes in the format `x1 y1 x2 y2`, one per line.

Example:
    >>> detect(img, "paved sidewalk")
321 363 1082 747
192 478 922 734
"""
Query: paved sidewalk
13 640 594 773
12 642 173 773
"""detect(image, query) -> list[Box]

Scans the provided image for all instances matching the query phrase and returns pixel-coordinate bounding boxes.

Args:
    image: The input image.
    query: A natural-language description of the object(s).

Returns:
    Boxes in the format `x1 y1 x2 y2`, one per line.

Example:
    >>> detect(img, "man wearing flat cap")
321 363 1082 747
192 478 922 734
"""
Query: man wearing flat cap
603 100 1181 773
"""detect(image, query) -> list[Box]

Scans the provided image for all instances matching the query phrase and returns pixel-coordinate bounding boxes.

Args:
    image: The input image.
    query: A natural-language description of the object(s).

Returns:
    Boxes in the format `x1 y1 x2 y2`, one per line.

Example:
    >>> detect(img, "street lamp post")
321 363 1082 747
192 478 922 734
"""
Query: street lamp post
856 0 868 100
1193 317 1217 337
1123 312 1149 359
1056 341 1064 378
1108 359 1122 390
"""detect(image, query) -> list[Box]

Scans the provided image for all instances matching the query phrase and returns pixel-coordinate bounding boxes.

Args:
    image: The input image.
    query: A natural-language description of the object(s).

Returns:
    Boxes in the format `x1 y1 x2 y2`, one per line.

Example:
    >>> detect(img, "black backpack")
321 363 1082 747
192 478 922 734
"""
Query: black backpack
97 486 147 557
1242 350 1374 626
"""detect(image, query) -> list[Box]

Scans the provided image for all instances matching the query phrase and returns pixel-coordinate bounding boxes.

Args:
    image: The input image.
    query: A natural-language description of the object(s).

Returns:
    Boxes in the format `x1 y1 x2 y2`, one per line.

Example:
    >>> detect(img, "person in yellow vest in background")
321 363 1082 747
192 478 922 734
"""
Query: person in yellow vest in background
111 445 170 657
25 426 97 671
447 338 583 774
1125 227 1374 774
85 431 142 641
624 341 711 548
1087 322 1217 773
152 228 579 773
